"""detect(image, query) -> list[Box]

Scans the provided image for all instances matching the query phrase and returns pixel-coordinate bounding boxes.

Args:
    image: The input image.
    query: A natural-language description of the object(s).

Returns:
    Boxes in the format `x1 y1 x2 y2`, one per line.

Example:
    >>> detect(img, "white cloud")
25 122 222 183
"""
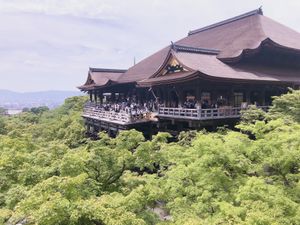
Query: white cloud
0 0 116 20
0 0 299 91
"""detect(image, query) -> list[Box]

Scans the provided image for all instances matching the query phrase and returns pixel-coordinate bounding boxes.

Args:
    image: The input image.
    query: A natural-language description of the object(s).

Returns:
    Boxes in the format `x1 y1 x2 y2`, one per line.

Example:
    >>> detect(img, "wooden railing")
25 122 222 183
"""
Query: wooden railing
158 107 199 119
158 106 268 120
83 103 150 124
83 107 131 123
83 102 269 123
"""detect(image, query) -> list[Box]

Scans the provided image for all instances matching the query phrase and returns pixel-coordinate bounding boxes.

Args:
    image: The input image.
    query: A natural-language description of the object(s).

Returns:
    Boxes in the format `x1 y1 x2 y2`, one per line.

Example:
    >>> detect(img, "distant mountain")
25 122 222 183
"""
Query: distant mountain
0 89 83 109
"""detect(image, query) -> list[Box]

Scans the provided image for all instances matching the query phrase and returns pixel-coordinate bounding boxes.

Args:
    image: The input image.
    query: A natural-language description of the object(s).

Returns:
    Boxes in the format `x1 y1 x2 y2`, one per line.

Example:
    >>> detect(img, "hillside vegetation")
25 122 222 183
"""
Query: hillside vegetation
0 90 300 225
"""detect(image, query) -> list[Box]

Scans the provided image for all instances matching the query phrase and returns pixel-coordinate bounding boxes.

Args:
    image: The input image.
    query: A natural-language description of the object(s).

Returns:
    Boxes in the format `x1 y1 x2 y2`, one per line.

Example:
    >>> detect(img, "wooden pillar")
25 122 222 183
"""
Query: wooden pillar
245 89 251 104
196 82 201 105
90 125 95 134
261 88 266 106
86 123 91 133
100 92 103 104
137 89 141 104
211 89 217 105
229 87 234 106
148 123 153 140
107 123 111 137
178 87 185 107
162 87 168 106
89 91 93 102
168 89 172 107
99 121 102 132
111 92 116 102
162 88 167 106
94 91 98 103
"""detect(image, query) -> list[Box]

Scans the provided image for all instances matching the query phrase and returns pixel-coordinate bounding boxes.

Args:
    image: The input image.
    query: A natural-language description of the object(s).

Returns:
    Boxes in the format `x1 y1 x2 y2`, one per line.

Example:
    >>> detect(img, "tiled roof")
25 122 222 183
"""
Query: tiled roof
117 46 171 83
78 68 126 90
79 8 300 90
176 9 300 61
188 8 263 35
138 51 300 86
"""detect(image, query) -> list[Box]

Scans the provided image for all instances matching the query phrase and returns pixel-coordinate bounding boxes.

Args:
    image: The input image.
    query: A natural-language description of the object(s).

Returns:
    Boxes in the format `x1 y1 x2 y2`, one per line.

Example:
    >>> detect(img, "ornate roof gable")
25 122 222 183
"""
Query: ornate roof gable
153 43 220 78
157 55 189 76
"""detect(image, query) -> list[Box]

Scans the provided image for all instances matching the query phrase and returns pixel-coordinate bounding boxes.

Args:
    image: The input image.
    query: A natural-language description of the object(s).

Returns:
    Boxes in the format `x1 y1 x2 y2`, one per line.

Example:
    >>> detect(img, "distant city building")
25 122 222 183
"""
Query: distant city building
79 8 300 137
7 109 22 115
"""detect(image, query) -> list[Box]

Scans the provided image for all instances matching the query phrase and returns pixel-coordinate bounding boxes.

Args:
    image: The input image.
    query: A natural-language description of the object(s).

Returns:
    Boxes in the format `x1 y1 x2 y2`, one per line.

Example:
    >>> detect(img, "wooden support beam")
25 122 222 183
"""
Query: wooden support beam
89 92 93 102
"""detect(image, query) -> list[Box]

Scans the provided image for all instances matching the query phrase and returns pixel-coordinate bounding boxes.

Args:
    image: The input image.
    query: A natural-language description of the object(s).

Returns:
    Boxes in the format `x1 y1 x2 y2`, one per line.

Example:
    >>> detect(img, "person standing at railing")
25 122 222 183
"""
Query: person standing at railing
201 100 209 109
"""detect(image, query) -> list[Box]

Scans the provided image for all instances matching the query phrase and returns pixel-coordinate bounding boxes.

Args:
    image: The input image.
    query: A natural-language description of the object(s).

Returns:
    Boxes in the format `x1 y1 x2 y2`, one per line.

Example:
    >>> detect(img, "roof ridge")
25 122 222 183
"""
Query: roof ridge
188 7 263 36
172 43 220 55
89 67 127 73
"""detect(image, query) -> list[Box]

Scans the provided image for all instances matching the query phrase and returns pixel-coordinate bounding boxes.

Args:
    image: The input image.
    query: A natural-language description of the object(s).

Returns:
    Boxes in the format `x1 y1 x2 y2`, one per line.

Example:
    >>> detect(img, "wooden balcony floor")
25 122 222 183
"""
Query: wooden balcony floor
83 104 268 125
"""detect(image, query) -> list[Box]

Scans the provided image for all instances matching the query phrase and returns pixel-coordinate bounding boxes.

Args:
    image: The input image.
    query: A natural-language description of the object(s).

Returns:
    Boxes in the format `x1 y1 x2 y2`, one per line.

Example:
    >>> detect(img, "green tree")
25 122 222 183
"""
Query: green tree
0 116 6 134
269 89 300 122
1 93 300 225
30 106 49 115
240 105 266 124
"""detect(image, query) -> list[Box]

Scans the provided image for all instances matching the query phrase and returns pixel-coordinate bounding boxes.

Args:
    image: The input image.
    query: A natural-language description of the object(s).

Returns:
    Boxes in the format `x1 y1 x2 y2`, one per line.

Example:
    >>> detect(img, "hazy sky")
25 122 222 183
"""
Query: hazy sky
0 0 299 92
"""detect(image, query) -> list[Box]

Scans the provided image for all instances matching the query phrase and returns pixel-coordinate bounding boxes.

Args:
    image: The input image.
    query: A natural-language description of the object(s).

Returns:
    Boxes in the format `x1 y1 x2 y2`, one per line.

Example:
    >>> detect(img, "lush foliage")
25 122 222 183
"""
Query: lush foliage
0 108 6 115
0 91 300 225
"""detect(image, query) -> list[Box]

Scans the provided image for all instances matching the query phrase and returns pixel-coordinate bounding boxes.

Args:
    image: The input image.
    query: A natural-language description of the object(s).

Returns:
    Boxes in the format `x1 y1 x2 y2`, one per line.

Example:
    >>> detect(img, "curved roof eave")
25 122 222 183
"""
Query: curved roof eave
137 69 298 88
218 38 300 63
138 49 300 87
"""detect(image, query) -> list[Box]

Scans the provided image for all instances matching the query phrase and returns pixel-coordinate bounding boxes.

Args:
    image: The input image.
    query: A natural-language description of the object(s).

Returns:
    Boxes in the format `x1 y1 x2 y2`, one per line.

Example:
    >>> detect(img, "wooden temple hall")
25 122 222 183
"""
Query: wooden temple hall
78 8 300 137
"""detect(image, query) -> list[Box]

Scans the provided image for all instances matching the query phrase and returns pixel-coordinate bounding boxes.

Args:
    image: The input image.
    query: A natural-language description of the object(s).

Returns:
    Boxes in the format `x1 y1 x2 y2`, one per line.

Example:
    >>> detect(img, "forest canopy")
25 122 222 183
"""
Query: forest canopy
0 90 300 225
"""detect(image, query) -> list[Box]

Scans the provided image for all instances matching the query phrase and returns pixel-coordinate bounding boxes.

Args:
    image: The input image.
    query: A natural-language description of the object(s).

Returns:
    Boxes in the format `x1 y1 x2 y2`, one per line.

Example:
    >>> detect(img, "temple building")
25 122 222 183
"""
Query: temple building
78 8 300 137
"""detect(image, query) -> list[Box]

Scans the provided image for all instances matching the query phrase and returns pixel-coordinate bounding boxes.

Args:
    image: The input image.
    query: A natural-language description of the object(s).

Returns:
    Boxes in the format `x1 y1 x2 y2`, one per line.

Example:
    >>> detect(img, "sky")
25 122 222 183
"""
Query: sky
0 0 299 92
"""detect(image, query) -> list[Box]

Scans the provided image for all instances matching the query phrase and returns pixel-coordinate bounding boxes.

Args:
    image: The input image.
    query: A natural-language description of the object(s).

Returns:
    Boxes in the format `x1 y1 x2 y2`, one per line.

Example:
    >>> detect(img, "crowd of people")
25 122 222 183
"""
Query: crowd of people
93 98 158 117
182 99 221 109
88 95 228 116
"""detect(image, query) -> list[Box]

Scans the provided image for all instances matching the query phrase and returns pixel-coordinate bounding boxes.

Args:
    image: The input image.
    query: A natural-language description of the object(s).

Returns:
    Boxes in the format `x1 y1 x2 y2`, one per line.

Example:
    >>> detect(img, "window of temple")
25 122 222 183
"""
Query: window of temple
216 95 227 107
103 93 111 103
201 92 211 101
170 90 179 107
182 90 196 108
234 92 244 107
250 91 260 105
201 92 211 108
265 90 276 105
